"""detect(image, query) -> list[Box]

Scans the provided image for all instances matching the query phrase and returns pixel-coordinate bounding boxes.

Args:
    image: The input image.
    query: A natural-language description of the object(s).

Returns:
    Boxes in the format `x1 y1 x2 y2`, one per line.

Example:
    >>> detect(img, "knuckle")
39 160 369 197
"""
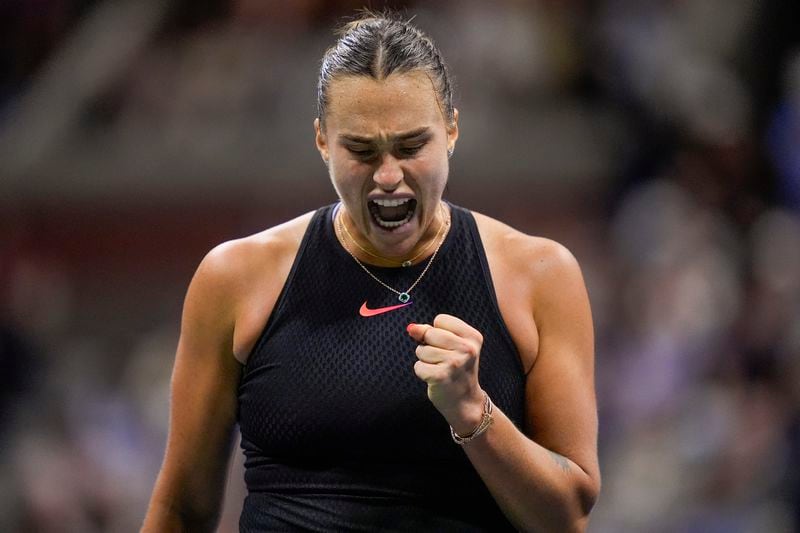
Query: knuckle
457 354 472 370
456 340 472 354
467 336 482 354
474 330 484 345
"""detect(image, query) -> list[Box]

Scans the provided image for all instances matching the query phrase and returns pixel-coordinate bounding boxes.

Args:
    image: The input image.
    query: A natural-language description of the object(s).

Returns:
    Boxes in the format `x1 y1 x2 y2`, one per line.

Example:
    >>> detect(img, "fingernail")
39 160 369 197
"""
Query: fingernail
407 323 416 333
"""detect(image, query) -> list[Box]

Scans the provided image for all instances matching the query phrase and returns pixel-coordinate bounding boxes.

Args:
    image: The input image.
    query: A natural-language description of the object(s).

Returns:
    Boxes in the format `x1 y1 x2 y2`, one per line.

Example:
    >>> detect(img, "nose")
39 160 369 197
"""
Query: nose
372 153 403 191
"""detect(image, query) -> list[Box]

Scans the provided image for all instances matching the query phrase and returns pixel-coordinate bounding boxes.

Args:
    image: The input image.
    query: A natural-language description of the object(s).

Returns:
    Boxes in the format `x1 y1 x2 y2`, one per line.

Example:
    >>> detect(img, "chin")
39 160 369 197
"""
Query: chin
368 215 420 253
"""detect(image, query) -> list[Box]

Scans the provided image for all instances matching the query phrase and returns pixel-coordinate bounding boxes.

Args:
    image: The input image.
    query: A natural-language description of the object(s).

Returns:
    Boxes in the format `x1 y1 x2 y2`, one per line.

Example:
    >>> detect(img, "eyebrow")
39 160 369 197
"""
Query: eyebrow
338 127 431 144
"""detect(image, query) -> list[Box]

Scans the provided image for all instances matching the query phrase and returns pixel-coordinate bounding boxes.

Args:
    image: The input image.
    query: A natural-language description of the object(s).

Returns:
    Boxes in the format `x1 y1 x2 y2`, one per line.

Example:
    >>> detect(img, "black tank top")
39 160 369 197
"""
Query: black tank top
238 203 525 532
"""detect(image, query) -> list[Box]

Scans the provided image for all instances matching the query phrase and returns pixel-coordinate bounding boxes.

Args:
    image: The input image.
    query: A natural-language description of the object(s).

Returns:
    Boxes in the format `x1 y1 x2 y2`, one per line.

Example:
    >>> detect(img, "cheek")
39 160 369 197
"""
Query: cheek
329 159 368 194
415 156 449 190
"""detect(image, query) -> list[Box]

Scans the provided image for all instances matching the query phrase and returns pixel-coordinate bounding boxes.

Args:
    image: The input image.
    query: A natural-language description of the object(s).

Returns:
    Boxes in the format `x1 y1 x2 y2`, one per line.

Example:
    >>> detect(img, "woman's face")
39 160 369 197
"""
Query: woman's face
314 71 458 258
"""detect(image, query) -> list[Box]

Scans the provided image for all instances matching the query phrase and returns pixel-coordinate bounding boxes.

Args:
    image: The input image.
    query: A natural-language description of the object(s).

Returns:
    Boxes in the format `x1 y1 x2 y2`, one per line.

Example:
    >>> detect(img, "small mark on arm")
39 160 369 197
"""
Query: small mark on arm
549 450 571 473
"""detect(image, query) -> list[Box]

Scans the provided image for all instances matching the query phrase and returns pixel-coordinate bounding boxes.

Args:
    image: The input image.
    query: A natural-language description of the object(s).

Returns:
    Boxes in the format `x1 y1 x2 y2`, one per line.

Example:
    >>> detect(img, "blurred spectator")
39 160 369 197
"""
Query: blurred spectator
767 50 800 210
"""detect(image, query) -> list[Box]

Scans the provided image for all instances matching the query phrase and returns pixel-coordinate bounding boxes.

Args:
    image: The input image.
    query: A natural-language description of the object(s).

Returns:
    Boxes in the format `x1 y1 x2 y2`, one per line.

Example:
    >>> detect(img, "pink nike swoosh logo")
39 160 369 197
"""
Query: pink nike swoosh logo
359 301 412 317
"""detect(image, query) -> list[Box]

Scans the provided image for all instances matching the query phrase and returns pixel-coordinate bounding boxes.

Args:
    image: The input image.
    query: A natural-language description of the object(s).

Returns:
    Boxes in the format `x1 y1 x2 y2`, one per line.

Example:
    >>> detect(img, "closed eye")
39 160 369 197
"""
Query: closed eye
397 143 425 157
346 146 377 159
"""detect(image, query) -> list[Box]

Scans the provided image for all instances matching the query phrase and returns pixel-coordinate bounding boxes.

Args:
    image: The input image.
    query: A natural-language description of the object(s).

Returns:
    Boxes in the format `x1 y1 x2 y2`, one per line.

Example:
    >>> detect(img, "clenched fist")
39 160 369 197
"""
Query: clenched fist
407 314 487 435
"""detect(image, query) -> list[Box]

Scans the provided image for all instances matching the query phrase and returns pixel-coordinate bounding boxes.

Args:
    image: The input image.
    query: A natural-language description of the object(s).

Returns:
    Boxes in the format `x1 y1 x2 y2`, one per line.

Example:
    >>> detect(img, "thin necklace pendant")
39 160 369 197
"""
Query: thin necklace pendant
336 203 451 303
401 260 412 268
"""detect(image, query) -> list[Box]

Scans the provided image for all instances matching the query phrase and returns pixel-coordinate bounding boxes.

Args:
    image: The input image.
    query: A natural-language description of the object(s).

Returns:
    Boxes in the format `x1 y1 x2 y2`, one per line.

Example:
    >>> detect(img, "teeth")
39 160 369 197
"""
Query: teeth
375 209 415 228
372 198 411 207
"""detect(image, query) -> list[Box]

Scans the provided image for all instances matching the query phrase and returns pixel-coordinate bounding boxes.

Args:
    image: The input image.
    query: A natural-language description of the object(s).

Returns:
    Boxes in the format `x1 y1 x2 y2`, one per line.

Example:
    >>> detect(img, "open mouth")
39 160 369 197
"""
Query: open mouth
368 198 417 229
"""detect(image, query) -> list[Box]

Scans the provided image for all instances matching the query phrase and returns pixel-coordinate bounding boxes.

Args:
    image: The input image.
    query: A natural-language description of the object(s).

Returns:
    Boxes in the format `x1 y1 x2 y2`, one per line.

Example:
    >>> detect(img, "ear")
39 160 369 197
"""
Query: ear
314 117 329 163
446 108 459 154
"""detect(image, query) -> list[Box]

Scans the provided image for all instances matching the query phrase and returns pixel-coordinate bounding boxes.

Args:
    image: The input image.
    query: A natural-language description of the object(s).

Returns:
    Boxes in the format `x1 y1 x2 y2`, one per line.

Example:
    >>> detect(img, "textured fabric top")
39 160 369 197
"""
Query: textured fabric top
237 203 526 532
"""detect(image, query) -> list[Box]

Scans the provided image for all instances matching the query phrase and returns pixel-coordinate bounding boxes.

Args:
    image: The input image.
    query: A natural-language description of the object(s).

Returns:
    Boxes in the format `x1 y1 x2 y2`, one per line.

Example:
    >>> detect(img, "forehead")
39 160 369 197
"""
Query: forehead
325 71 445 137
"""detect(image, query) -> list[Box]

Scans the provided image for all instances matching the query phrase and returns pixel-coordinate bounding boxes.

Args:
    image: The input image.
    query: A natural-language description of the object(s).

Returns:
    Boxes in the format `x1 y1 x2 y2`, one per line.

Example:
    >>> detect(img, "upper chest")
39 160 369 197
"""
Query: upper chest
233 208 540 373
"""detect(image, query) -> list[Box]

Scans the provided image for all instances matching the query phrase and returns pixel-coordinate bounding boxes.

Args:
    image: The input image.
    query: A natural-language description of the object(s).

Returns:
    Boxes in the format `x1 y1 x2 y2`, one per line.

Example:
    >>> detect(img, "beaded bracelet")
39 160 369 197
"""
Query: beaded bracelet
450 392 494 445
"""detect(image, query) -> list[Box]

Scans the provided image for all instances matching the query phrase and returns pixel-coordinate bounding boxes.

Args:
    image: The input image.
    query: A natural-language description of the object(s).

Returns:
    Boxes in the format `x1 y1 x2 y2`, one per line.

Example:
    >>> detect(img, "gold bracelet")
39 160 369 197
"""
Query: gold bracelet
450 392 494 445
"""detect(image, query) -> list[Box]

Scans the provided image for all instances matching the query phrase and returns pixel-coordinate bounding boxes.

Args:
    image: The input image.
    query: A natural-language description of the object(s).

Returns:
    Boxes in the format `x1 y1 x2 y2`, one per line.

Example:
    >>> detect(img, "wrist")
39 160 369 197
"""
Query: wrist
445 390 491 437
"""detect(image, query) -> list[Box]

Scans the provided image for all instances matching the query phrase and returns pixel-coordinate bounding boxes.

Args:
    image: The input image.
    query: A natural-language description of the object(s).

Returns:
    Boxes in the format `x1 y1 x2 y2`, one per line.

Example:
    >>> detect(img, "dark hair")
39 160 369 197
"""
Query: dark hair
317 11 454 127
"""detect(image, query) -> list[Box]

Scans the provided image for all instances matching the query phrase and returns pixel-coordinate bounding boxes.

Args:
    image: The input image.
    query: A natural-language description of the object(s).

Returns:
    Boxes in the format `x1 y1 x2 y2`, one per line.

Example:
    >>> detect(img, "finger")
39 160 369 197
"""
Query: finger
413 360 448 383
433 314 483 343
407 323 467 351
406 323 431 344
423 327 470 351
414 344 452 364
417 347 474 377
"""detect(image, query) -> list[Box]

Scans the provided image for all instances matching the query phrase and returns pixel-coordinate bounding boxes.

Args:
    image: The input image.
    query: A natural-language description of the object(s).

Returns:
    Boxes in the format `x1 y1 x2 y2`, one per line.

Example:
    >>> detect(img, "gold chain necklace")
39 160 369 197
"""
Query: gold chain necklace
336 203 451 303
339 204 446 267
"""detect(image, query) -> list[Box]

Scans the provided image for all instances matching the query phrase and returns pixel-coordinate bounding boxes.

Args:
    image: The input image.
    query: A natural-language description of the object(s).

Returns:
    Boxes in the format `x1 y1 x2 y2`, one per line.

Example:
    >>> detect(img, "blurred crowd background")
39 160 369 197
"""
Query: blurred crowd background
1 0 799 531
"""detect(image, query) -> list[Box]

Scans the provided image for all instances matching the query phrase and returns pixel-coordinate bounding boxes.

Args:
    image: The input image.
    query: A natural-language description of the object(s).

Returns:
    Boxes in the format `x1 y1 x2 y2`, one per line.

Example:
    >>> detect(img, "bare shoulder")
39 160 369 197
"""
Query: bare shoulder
470 210 582 288
205 210 316 267
183 210 315 338
198 210 316 288
469 210 590 372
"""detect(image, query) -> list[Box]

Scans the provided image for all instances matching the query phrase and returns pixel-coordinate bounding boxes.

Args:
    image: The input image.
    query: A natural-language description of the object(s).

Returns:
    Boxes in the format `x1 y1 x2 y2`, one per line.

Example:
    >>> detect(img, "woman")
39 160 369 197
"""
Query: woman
143 12 599 532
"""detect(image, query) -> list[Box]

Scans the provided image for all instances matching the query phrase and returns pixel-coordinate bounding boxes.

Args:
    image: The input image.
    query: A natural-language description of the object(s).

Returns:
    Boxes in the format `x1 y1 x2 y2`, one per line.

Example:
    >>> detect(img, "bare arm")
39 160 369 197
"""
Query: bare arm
409 240 599 532
142 245 243 532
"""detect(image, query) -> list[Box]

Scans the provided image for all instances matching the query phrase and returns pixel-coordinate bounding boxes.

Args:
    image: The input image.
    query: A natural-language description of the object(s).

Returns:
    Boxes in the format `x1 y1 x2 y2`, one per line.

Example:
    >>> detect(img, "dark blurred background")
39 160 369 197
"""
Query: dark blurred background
1 0 799 531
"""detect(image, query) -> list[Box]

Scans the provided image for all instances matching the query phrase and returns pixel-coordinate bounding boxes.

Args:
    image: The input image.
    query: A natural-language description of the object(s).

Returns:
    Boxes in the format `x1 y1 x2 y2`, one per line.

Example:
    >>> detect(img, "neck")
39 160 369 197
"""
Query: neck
336 202 449 267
